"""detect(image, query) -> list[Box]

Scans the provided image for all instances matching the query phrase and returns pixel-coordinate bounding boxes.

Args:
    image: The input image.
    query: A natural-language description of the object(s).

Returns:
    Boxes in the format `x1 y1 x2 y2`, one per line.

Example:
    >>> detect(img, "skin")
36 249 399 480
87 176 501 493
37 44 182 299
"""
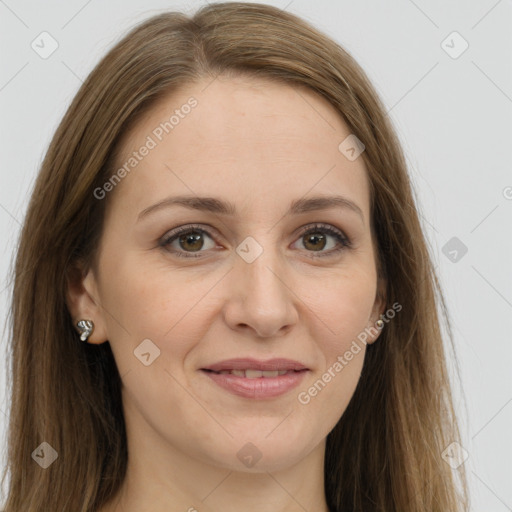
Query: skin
67 75 386 512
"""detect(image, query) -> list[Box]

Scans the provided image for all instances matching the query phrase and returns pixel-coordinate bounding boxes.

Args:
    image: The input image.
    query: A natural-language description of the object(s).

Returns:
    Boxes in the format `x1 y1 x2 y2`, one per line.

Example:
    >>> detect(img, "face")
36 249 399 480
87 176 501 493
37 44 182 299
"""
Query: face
70 75 385 474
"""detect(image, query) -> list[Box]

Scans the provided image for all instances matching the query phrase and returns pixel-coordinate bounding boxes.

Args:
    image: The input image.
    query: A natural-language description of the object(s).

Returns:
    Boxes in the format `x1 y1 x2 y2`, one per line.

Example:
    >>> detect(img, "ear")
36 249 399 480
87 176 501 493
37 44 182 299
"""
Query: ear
65 261 108 345
366 275 387 345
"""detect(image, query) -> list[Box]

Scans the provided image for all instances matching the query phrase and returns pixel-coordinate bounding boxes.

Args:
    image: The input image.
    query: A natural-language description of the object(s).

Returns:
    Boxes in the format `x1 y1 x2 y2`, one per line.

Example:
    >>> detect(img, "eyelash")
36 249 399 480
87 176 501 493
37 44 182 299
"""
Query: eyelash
159 223 352 259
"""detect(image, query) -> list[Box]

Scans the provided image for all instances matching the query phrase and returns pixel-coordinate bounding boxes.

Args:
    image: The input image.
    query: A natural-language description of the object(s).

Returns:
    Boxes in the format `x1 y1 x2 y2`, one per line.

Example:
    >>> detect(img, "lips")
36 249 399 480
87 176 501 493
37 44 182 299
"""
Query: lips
200 358 310 399
208 369 292 378
202 357 309 373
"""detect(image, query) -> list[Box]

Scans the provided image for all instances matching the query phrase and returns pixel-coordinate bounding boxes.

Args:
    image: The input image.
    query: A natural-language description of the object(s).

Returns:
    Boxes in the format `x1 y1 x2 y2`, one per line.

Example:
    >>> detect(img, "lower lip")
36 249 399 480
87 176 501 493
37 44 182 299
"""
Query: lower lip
201 369 308 399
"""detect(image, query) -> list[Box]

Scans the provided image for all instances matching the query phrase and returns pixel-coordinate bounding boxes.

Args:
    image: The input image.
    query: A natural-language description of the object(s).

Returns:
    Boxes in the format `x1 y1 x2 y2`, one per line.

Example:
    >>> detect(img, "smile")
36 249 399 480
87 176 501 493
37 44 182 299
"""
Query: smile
200 367 309 399
206 369 298 378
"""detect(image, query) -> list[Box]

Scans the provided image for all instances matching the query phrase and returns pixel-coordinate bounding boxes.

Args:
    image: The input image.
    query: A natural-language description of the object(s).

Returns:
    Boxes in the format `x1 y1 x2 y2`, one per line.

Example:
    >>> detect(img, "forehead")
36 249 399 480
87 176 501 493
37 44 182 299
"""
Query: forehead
107 75 370 224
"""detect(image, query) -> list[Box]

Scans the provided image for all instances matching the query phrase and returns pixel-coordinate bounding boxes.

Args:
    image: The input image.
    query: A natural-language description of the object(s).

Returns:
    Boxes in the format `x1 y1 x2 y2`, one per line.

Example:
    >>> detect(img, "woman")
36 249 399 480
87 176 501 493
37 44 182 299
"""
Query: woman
1 2 469 511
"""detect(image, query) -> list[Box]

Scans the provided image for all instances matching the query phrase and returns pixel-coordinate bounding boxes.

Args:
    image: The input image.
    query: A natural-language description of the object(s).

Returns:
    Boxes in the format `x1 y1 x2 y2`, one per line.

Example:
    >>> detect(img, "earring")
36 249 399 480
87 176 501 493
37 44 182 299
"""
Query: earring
76 319 94 342
376 319 385 329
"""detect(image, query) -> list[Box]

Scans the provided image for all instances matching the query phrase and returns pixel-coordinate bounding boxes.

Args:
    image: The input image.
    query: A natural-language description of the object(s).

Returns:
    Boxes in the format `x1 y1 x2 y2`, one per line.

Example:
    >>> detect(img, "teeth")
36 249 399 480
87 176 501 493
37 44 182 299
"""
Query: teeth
216 369 291 377
245 370 263 378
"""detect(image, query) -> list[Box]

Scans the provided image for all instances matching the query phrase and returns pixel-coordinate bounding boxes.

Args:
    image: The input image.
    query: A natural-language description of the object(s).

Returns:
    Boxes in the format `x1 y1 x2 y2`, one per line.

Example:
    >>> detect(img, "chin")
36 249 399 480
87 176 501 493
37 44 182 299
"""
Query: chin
197 433 317 474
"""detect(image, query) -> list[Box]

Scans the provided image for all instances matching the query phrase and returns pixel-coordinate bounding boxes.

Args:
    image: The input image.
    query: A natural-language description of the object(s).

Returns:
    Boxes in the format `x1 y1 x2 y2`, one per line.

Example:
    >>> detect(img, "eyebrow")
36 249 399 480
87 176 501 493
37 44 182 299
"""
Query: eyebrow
137 194 364 222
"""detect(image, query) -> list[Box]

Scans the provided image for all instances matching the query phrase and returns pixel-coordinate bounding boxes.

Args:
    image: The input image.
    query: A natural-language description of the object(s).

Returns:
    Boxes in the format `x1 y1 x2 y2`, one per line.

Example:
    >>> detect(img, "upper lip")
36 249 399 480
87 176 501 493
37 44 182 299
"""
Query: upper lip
202 358 309 372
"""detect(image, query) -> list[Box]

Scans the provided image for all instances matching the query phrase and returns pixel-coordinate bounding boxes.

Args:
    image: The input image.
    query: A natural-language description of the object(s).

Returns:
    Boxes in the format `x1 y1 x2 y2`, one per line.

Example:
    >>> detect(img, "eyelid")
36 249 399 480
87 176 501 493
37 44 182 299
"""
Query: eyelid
295 222 349 242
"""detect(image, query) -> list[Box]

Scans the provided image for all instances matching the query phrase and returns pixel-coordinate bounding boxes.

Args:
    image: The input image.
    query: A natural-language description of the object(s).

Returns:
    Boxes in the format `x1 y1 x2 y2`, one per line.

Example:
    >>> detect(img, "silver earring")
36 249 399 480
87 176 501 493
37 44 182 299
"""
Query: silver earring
76 319 94 342
376 319 385 329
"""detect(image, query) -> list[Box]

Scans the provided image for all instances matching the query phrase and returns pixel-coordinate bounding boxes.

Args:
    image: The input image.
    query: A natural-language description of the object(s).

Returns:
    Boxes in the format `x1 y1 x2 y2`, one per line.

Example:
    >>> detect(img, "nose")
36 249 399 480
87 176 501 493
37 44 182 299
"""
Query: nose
222 242 299 338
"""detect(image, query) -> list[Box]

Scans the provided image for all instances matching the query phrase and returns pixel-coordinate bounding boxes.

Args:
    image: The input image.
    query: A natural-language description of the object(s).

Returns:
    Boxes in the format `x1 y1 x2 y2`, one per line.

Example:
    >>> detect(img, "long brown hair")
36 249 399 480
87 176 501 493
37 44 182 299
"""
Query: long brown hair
1 3 469 510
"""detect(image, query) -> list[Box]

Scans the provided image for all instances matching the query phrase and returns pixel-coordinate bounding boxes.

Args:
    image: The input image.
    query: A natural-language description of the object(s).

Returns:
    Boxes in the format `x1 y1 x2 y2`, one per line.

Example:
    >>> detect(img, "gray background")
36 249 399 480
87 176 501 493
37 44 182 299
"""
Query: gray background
1 0 511 510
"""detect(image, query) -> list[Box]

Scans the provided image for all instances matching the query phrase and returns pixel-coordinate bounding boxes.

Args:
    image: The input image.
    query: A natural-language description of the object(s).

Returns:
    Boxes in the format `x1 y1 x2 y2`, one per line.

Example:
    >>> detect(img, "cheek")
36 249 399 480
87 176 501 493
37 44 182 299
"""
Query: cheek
296 278 373 425
304 268 377 356
99 257 217 365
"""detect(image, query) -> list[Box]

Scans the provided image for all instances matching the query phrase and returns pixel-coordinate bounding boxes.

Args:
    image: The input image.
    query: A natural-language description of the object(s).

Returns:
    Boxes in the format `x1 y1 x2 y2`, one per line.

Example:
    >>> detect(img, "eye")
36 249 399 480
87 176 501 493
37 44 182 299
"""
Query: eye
292 223 352 258
159 224 217 258
159 222 352 259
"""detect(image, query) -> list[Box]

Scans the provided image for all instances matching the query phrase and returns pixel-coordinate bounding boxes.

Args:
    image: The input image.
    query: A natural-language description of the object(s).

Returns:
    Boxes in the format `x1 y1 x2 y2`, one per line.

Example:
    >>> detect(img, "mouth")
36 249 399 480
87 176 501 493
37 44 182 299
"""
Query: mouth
201 357 309 373
202 368 307 378
199 358 310 399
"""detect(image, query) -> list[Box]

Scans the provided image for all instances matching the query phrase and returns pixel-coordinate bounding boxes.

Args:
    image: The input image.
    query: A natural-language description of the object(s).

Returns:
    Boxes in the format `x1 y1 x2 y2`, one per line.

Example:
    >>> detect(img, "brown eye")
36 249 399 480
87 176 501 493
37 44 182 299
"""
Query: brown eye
159 222 351 260
176 231 205 252
160 225 216 258
302 232 327 251
294 223 351 257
